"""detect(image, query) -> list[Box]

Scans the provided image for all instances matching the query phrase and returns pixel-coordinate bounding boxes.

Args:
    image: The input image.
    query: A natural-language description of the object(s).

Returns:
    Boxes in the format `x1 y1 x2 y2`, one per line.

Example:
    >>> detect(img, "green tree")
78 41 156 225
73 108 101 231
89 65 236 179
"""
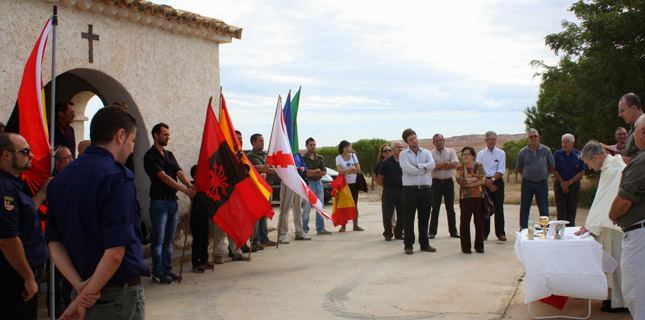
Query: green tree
527 0 645 151
352 138 388 189
501 138 528 182
317 146 338 170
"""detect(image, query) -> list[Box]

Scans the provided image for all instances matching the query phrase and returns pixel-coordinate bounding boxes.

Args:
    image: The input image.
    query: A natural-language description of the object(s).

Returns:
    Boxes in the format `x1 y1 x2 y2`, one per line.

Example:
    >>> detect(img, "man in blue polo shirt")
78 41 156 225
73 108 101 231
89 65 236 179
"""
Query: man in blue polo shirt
0 133 49 319
553 133 585 226
46 106 149 319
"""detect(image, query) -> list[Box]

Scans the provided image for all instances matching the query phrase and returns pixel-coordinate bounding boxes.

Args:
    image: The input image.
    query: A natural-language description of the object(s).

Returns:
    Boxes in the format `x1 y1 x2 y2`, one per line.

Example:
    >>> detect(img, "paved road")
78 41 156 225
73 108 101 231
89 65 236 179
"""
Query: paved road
138 202 630 320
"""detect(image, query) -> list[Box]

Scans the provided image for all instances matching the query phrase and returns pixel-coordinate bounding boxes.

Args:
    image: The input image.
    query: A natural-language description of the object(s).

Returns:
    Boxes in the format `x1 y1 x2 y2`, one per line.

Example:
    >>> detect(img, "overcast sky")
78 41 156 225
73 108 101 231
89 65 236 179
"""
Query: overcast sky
150 0 576 148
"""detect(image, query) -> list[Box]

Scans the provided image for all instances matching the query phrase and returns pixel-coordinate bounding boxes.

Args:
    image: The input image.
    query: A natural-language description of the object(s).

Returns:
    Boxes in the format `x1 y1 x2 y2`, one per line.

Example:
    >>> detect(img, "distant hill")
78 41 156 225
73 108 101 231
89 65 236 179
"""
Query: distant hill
417 133 525 152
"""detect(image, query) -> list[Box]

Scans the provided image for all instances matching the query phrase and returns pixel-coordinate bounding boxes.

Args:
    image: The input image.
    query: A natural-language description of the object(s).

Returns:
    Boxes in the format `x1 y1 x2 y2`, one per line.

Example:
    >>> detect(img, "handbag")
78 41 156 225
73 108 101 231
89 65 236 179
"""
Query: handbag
483 187 495 219
356 173 368 192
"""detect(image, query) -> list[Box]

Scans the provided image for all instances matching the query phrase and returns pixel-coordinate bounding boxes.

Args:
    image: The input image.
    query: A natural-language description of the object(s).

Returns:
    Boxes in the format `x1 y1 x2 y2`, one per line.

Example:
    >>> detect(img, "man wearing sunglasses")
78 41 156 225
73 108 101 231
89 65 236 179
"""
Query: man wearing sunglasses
0 133 49 319
516 128 555 229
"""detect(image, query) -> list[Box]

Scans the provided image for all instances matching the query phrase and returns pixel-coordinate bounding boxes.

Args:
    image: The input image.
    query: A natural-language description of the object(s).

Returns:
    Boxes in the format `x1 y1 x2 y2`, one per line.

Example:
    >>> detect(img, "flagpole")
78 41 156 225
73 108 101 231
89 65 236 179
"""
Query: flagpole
211 224 216 271
178 198 193 283
275 183 287 249
49 7 58 320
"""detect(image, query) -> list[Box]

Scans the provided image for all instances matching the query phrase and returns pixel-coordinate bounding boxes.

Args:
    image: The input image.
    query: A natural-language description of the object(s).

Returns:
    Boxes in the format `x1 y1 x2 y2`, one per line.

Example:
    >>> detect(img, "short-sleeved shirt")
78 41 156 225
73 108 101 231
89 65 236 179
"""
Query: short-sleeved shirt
46 146 150 284
476 147 506 178
246 149 277 185
377 156 403 188
516 144 555 182
554 148 585 181
617 152 645 228
623 125 642 159
143 146 182 199
303 153 325 181
336 153 359 184
0 170 48 273
430 148 459 179
54 124 76 158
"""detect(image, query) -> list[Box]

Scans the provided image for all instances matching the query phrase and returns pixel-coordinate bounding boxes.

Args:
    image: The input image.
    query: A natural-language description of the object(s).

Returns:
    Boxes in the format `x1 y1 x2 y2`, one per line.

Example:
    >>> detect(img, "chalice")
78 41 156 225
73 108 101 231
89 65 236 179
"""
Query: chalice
539 216 549 239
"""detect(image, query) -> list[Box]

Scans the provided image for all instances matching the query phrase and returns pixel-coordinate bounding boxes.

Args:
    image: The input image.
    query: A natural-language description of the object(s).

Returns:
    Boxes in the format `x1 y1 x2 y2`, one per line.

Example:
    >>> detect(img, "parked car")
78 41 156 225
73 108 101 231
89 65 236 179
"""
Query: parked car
270 167 338 204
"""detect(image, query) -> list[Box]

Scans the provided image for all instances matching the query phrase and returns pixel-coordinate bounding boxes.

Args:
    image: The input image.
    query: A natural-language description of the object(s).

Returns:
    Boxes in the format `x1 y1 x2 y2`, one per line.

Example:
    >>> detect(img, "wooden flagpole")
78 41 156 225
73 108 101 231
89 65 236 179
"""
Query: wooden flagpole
211 224 217 271
49 7 58 320
275 183 287 248
178 198 194 283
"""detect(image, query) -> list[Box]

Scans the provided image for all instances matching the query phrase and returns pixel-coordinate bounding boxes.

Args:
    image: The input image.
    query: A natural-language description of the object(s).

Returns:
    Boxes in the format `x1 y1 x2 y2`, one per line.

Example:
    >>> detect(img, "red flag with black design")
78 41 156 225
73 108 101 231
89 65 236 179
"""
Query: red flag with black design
194 99 274 248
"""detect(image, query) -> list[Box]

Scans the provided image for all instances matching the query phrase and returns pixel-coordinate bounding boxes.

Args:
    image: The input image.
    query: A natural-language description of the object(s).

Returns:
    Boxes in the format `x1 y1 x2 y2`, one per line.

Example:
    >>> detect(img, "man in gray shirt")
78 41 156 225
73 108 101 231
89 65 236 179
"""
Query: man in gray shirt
516 128 555 229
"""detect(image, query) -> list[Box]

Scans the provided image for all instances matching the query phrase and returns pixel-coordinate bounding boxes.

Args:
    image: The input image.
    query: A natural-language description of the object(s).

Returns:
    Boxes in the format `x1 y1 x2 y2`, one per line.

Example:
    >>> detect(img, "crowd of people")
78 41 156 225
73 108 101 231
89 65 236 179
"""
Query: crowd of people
2 92 645 319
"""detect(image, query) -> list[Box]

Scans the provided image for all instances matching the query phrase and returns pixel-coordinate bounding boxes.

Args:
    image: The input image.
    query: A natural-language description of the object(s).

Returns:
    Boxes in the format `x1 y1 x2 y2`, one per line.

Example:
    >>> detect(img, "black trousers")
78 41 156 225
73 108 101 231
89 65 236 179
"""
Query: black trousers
382 186 404 238
190 210 211 267
0 264 44 320
403 187 432 249
459 198 485 252
483 179 506 238
429 178 458 236
554 180 580 227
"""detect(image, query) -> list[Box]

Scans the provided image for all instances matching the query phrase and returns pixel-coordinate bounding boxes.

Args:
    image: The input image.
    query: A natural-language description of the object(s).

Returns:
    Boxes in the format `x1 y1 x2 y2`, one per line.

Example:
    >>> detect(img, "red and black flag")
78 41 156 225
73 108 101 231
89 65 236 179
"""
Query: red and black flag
194 99 274 248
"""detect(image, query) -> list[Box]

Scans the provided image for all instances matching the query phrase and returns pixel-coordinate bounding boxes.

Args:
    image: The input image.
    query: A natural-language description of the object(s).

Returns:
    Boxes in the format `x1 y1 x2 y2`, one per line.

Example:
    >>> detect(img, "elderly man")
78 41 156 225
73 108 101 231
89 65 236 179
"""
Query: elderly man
553 133 585 226
400 129 436 255
376 140 405 241
516 128 555 229
429 134 459 239
611 127 628 153
618 93 644 163
54 146 73 174
576 140 627 313
609 114 645 318
476 131 506 241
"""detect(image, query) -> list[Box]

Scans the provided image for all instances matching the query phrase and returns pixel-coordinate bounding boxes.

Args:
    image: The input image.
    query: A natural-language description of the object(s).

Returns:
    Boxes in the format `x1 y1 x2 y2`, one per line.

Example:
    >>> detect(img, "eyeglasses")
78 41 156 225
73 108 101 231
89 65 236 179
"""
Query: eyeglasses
462 153 472 156
528 135 538 139
382 149 392 153
9 147 31 155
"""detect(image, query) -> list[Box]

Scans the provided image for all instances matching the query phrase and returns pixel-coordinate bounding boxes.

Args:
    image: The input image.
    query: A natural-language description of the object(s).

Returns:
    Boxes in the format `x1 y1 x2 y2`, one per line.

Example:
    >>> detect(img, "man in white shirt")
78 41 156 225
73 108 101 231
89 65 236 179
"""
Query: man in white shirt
399 128 436 255
429 134 459 239
476 131 507 241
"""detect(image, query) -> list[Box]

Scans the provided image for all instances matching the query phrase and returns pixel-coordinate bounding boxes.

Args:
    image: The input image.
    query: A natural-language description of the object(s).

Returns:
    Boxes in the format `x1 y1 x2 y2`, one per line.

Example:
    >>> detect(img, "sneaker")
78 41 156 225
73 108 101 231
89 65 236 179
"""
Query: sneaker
152 274 172 284
316 228 332 235
166 272 181 281
192 265 205 273
295 233 312 240
279 235 290 244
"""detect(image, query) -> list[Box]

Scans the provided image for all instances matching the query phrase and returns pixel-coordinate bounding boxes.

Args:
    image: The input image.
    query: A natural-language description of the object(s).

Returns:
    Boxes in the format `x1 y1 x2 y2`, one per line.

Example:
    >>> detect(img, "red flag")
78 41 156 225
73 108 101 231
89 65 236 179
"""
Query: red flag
539 295 568 310
218 93 273 202
17 19 53 193
194 99 274 248
330 174 356 227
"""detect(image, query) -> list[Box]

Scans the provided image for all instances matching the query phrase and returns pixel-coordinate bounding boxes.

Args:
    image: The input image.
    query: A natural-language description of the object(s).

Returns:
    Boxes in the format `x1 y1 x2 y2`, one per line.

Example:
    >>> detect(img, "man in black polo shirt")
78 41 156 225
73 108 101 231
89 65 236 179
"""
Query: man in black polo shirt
0 133 49 319
376 140 405 241
144 123 195 284
46 106 149 319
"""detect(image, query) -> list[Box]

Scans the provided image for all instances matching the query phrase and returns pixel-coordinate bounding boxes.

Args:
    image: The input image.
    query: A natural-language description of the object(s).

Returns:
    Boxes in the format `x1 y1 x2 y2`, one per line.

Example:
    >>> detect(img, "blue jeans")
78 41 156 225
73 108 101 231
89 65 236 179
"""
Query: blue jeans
302 180 325 232
519 180 549 229
149 199 178 276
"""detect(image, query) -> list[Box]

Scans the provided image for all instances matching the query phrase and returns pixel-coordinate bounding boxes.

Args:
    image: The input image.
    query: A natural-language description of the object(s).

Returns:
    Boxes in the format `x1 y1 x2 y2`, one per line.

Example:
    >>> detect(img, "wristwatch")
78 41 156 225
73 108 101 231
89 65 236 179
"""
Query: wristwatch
491 177 496 181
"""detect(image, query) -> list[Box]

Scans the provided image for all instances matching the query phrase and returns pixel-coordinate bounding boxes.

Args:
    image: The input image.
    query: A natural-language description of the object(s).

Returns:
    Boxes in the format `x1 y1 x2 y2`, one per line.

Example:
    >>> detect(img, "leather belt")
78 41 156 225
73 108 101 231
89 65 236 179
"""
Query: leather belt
404 185 431 189
104 276 141 289
623 222 645 233
432 178 453 182
151 195 177 201
384 186 404 190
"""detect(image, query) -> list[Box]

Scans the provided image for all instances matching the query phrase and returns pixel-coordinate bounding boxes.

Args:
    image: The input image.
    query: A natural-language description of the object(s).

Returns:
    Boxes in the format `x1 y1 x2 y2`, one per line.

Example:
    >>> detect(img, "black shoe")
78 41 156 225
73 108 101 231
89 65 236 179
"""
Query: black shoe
428 233 436 239
462 250 472 254
166 272 181 281
152 274 172 284
261 240 277 247
404 247 413 255
450 233 460 238
601 305 629 313
475 248 485 253
242 245 258 253
394 235 404 240
420 246 437 252
385 236 392 241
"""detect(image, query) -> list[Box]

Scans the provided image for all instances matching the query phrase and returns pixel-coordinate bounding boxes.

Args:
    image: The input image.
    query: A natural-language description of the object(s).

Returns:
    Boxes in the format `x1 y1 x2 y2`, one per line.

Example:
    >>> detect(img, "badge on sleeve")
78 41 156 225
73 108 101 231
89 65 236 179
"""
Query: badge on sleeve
4 195 15 211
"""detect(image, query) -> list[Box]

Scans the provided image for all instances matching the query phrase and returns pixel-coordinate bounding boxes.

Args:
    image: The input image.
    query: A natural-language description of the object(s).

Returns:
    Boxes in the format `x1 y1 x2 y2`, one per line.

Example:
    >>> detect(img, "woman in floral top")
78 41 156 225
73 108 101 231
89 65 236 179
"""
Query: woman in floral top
455 146 486 254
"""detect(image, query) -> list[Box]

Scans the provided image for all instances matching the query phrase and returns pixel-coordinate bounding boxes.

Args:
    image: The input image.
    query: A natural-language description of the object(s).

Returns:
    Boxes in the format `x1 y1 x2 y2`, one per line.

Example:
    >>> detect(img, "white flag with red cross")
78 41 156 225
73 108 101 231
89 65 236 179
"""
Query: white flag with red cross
267 96 332 222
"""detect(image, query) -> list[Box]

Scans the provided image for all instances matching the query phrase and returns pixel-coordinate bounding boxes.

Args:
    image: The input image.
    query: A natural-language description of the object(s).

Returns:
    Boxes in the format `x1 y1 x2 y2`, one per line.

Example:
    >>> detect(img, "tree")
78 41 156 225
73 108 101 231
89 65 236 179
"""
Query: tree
352 138 388 189
527 0 645 151
501 138 528 182
317 146 338 170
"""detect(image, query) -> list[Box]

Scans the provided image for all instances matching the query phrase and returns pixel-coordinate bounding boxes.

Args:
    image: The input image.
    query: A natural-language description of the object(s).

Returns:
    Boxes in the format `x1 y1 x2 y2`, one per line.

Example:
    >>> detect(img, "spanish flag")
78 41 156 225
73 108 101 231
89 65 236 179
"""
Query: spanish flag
194 99 274 248
16 19 53 194
330 174 356 227
218 93 273 202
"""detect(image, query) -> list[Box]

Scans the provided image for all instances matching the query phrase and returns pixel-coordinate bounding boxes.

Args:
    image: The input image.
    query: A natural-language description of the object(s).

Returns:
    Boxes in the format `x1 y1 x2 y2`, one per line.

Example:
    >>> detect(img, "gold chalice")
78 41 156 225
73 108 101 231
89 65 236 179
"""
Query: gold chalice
540 216 549 239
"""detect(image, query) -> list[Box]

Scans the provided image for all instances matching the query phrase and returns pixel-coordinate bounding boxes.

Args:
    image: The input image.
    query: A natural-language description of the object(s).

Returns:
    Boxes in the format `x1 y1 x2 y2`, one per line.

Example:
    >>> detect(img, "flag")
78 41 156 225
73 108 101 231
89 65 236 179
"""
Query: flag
540 295 569 310
194 99 274 248
283 92 294 148
291 87 301 154
17 19 53 194
330 174 357 227
218 93 273 201
267 96 332 222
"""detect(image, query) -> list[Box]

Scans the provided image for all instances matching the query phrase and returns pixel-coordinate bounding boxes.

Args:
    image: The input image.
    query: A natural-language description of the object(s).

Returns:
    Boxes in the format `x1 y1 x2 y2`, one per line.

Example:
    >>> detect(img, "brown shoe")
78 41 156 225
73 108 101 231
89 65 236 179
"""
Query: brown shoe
497 234 507 241
353 226 364 231
339 225 346 232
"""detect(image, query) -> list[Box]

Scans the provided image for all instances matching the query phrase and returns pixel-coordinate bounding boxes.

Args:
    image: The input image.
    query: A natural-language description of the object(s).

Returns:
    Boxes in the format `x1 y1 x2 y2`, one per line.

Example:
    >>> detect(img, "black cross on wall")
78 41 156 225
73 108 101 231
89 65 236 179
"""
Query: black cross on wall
81 24 99 63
